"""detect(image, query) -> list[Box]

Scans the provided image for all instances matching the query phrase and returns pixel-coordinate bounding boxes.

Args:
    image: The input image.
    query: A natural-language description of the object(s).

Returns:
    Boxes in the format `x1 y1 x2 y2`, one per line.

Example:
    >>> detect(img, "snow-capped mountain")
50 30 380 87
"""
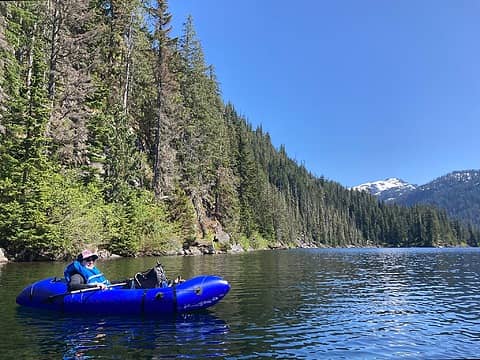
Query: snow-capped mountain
352 170 480 227
351 177 417 202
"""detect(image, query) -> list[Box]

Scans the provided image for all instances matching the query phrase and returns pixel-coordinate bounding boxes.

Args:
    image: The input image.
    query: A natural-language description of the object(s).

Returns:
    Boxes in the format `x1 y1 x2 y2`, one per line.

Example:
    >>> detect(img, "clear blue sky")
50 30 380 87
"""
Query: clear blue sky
168 0 479 188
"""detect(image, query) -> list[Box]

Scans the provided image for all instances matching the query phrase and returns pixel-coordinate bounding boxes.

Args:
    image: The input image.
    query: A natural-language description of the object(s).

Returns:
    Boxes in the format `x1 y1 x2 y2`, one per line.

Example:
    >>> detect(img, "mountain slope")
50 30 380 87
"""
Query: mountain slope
354 170 480 227
394 170 480 227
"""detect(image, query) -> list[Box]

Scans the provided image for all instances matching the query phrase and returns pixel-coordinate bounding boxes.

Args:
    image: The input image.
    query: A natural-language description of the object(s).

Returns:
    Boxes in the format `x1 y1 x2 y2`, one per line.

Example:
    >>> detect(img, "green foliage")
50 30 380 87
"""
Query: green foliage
237 234 251 251
39 171 110 259
0 1 60 260
249 231 270 250
166 186 197 247
0 175 55 260
107 189 181 256
0 167 107 260
393 170 480 228
177 15 228 196
214 166 240 236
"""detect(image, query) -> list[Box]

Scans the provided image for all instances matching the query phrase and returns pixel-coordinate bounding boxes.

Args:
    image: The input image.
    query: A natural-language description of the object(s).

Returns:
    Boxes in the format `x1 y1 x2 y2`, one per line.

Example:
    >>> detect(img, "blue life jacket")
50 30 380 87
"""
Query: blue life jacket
64 260 110 285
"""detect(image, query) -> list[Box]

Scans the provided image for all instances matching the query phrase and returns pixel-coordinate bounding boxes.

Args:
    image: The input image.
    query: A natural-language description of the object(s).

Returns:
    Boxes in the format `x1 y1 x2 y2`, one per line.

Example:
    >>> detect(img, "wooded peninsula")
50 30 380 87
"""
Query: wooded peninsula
0 1 478 261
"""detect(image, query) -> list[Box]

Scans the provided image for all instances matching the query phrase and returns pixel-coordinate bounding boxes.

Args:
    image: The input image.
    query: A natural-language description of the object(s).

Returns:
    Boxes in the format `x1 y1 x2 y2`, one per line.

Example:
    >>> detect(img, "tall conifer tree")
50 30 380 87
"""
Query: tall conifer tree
0 2 58 259
177 15 228 238
147 0 179 198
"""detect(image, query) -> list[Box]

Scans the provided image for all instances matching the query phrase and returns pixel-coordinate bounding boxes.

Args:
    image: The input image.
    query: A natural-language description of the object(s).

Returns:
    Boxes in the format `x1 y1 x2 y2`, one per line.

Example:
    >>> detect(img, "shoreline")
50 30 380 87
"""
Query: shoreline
1 242 474 263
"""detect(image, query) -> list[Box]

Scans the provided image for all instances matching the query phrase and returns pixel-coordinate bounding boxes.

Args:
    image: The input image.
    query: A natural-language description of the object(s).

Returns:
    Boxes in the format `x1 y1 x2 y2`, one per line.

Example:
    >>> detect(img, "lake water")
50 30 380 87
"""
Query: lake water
1 248 480 359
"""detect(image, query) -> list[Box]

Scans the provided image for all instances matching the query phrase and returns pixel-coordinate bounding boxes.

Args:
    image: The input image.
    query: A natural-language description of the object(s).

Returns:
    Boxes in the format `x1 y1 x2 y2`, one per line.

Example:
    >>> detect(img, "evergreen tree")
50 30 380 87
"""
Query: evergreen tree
46 0 96 166
147 0 179 198
0 2 58 259
177 15 228 241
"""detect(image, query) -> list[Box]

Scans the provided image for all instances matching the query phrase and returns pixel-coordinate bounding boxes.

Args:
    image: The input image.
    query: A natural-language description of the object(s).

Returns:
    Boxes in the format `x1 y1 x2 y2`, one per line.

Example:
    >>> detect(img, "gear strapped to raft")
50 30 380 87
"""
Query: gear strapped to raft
132 261 170 289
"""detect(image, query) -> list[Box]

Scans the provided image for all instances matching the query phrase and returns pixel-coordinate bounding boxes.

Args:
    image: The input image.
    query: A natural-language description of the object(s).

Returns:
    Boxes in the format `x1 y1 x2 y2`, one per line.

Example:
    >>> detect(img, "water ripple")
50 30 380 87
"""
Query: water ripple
5 248 480 359
218 248 480 359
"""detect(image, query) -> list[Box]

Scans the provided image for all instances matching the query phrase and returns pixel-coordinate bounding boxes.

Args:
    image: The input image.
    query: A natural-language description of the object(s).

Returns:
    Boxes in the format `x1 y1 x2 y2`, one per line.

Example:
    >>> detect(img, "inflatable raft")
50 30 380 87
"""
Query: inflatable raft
16 275 230 315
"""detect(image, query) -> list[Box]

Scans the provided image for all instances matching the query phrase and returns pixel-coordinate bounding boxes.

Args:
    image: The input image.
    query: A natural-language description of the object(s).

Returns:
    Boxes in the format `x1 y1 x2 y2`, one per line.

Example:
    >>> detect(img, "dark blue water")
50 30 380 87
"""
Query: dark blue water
2 248 480 359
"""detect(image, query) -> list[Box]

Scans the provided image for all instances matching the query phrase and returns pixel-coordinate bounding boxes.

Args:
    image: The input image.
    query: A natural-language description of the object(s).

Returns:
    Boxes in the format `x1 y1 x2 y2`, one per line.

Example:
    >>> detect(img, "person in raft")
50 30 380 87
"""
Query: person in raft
64 249 111 291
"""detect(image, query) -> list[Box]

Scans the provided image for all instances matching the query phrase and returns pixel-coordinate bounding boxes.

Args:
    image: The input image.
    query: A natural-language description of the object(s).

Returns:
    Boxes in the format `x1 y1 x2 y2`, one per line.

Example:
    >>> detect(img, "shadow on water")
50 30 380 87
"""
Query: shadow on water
15 307 229 359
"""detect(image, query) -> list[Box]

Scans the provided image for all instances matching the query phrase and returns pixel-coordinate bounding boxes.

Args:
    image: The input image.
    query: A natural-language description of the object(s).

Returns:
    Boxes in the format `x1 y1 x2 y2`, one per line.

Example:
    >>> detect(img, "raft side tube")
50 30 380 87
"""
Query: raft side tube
16 277 68 311
175 275 231 312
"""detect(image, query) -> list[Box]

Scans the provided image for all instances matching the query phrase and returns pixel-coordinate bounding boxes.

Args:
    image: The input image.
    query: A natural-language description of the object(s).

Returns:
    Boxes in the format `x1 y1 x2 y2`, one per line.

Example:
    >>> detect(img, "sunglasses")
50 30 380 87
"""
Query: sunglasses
83 257 96 263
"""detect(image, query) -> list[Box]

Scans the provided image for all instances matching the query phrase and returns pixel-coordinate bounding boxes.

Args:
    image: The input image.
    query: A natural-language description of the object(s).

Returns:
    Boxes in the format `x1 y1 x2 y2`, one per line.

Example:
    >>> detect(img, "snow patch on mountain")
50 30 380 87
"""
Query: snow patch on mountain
351 178 416 197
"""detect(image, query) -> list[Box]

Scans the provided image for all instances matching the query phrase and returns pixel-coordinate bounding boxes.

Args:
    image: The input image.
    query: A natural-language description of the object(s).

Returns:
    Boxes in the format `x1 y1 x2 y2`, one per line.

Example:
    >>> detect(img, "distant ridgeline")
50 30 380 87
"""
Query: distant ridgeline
353 171 480 228
0 2 478 261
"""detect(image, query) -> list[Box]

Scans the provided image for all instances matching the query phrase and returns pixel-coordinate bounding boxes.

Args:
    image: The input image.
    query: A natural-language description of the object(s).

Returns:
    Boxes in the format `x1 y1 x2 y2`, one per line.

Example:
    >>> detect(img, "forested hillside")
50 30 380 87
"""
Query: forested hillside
0 1 478 261
393 171 480 228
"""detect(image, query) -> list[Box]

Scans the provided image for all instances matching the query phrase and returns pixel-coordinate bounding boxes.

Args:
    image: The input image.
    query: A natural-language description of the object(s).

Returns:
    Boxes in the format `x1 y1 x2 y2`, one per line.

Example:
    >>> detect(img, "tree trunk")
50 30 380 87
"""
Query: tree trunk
122 11 134 116
153 45 163 198
47 0 61 100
